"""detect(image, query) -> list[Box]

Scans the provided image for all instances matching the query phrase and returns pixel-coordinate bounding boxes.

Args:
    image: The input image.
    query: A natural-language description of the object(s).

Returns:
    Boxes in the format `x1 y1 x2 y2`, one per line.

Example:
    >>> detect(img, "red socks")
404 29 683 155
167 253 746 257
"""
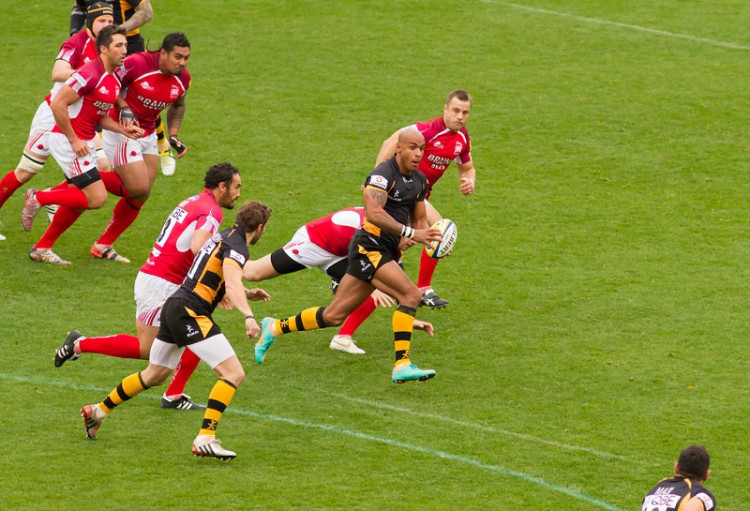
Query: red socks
337 296 377 337
417 248 440 290
96 171 143 246
0 171 22 208
164 348 201 398
33 206 83 250
78 334 142 359
97 197 143 246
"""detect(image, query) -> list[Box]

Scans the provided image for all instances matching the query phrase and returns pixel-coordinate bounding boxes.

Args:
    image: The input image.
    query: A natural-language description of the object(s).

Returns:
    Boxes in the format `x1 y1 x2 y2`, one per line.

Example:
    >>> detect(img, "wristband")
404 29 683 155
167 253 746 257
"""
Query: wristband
400 225 414 238
169 135 188 156
245 315 254 320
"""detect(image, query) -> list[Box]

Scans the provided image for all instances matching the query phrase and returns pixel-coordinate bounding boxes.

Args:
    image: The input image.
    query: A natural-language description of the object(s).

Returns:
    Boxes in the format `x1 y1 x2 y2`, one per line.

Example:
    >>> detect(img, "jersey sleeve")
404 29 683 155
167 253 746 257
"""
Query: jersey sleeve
221 230 250 270
66 70 93 96
457 129 472 165
195 209 221 235
694 492 716 510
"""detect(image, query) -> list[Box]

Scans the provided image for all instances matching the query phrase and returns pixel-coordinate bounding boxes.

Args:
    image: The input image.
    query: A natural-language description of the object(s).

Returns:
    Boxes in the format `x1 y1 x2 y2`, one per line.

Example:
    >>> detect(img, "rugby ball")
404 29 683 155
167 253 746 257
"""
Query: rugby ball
425 218 457 259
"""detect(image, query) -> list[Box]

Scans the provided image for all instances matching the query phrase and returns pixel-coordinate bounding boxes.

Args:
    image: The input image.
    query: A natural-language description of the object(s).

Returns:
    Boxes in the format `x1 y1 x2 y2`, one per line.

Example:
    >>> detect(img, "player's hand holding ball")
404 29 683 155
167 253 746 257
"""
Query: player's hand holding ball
424 219 458 259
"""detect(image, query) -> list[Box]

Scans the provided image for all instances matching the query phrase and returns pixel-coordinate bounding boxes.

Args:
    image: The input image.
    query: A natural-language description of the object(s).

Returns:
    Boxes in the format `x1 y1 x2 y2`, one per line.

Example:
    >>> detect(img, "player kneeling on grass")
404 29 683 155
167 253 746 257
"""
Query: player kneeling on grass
80 201 271 460
253 126 443 384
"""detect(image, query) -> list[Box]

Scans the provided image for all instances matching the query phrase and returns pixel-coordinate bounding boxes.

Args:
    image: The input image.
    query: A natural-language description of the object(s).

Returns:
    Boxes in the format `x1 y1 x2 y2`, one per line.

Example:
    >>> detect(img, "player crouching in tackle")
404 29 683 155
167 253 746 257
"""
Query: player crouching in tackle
80 201 272 460
253 126 443 383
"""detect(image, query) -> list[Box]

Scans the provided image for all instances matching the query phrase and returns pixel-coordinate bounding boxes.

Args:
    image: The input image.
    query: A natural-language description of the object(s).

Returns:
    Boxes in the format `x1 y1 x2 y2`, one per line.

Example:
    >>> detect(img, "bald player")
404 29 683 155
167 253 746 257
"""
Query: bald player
252 126 444 384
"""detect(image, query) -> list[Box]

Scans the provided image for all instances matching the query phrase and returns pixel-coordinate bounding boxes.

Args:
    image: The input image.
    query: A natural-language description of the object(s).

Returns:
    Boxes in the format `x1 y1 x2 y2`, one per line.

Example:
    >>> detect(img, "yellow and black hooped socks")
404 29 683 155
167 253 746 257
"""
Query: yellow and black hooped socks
198 379 237 437
276 307 327 334
393 305 416 365
100 371 150 414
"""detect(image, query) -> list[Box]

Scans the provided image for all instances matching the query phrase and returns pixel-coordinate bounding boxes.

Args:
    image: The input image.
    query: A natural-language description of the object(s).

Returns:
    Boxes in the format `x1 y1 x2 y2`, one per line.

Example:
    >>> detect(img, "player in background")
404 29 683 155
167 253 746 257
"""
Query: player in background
89 32 191 263
71 0 153 54
376 89 477 309
641 445 716 511
70 0 177 175
0 2 114 241
243 206 434 354
253 127 443 384
80 201 272 461
21 25 144 265
54 163 258 411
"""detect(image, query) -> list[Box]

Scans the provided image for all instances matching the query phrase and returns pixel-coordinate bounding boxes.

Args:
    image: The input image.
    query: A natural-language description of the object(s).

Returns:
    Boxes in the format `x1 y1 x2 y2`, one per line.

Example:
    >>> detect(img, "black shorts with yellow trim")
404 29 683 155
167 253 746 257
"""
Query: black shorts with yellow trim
346 230 399 283
157 296 222 347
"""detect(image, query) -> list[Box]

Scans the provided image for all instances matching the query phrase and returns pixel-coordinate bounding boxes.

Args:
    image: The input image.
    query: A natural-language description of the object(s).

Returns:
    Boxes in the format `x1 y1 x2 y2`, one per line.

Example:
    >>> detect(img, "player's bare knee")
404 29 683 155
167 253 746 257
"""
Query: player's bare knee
142 365 172 386
322 309 346 327
224 368 245 387
403 289 422 309
87 191 108 209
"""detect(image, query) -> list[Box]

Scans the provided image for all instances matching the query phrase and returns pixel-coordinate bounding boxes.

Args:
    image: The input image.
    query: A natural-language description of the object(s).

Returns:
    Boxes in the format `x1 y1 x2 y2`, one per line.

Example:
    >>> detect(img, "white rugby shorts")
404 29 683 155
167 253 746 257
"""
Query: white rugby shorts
134 271 180 327
101 130 158 167
282 225 346 272
48 132 97 179
150 334 235 370
22 101 55 159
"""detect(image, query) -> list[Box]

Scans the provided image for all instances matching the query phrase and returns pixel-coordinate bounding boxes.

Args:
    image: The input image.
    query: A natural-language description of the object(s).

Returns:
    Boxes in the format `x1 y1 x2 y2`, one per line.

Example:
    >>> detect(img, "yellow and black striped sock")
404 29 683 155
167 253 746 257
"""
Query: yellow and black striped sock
198 379 237 437
155 116 169 154
393 305 416 366
100 372 149 414
276 307 327 334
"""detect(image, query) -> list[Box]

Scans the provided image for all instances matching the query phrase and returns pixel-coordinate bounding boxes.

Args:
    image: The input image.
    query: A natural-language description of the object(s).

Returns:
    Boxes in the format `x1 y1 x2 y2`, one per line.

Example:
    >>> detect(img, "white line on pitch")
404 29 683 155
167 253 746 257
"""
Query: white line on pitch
2 373 624 510
328 392 633 462
481 0 750 50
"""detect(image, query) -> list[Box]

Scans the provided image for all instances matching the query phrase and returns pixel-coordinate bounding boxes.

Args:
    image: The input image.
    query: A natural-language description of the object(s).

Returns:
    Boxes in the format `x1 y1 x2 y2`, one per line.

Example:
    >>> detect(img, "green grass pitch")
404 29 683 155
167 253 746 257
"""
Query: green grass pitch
1 1 748 509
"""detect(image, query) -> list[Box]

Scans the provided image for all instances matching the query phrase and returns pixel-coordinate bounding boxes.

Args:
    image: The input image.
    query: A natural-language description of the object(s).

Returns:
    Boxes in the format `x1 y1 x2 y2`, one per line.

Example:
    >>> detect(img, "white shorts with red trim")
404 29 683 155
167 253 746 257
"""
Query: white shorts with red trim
101 130 158 168
282 226 346 272
48 132 97 180
134 271 180 327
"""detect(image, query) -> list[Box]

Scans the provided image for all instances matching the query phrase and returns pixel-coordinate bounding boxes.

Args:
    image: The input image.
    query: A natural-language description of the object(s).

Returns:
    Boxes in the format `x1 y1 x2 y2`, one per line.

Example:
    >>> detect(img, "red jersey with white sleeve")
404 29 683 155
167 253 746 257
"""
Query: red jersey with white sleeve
305 207 365 256
52 57 121 140
110 51 191 136
46 29 99 100
140 189 223 285
414 117 472 188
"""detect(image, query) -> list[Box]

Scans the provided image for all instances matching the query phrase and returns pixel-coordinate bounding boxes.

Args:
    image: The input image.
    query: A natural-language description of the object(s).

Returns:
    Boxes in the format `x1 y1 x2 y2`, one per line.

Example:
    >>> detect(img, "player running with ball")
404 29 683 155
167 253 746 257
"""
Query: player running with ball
253 126 443 384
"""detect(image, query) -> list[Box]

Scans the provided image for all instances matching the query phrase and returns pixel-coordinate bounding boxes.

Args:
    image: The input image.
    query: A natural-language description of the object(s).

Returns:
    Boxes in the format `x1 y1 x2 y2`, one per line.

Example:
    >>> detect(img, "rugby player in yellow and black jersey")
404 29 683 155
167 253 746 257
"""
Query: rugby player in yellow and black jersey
71 0 153 54
253 126 444 384
642 445 716 511
80 201 272 461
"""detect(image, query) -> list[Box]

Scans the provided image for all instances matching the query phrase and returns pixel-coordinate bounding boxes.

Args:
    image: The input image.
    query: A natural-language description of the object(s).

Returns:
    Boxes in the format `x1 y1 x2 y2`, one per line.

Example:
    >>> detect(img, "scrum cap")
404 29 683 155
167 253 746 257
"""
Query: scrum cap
86 2 114 31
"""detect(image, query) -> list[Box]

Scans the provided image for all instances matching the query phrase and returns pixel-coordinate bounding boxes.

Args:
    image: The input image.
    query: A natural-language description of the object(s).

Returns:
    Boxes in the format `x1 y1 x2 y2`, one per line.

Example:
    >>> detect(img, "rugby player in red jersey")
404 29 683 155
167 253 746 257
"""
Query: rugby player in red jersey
90 32 192 263
376 89 477 309
243 206 434 354
21 25 143 265
243 207 433 355
0 2 114 240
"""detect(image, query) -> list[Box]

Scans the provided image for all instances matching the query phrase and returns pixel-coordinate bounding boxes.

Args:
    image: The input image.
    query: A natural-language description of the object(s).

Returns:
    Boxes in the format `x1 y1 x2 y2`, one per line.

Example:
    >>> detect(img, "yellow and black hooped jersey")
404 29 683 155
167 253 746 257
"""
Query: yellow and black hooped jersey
641 476 716 511
172 224 249 314
361 155 428 248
